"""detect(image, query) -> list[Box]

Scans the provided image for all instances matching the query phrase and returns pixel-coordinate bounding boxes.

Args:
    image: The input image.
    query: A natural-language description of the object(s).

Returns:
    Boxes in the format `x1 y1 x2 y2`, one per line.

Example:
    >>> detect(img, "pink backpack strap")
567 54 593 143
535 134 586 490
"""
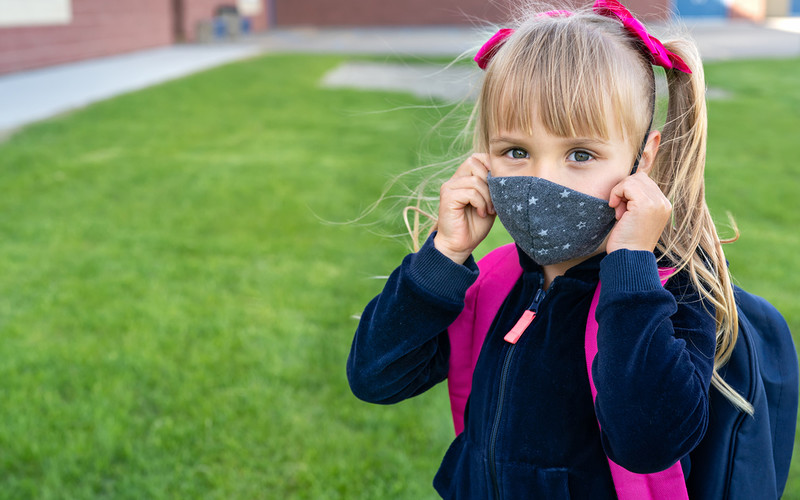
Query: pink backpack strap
447 243 522 435
585 267 689 500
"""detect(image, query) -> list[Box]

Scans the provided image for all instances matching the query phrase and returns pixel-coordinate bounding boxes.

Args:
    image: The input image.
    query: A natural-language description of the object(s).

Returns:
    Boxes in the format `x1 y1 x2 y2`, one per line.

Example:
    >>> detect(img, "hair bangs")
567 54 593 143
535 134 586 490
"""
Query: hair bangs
475 14 653 152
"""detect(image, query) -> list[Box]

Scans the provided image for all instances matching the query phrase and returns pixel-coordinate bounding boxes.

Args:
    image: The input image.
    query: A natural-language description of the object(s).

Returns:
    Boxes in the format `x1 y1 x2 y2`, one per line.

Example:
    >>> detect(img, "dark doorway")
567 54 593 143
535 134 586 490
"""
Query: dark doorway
172 0 185 41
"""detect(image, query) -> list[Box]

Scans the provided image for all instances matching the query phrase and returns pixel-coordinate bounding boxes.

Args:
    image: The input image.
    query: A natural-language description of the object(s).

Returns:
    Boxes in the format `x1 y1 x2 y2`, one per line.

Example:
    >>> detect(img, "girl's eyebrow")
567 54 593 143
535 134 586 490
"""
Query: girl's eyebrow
488 136 611 147
489 136 521 144
561 137 611 148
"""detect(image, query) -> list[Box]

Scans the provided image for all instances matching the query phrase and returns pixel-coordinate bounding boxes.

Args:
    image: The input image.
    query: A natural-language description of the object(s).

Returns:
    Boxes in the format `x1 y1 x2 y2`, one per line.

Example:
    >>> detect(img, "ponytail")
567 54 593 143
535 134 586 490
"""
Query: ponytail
652 39 754 415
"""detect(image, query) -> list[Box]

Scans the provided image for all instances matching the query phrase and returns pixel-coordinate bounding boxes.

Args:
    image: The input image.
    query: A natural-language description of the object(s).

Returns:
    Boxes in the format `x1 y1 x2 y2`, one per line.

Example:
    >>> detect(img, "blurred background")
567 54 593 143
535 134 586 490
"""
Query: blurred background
0 0 799 498
2 0 800 76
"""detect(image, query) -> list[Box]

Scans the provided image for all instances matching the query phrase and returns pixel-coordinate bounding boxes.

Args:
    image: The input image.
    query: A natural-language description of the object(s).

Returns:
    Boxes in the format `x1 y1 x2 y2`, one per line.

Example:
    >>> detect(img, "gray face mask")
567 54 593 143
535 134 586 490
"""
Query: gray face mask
487 175 617 266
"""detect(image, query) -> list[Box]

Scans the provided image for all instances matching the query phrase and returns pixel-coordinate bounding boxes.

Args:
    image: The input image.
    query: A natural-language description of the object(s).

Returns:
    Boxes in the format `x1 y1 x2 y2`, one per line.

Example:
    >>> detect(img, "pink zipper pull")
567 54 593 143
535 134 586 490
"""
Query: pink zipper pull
504 310 536 344
503 286 546 344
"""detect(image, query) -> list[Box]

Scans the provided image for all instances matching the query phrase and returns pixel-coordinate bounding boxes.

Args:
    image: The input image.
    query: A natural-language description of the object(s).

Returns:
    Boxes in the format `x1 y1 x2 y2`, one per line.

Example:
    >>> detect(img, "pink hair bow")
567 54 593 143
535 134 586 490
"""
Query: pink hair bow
474 28 514 70
593 0 691 74
473 0 691 74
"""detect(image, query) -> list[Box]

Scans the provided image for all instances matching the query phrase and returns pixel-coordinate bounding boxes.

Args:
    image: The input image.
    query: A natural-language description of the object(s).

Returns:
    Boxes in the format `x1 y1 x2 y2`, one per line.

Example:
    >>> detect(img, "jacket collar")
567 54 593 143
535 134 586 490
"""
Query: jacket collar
517 243 605 285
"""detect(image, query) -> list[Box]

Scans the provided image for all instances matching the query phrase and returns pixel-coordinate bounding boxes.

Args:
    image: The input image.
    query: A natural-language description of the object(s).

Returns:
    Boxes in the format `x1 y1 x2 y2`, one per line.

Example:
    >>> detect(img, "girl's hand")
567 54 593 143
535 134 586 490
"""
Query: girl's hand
606 172 672 254
433 154 496 264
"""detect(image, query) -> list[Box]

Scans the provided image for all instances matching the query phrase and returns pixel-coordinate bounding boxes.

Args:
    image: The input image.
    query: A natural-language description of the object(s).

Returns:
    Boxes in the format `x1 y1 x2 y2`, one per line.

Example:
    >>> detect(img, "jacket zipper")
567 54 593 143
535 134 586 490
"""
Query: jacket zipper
489 278 546 499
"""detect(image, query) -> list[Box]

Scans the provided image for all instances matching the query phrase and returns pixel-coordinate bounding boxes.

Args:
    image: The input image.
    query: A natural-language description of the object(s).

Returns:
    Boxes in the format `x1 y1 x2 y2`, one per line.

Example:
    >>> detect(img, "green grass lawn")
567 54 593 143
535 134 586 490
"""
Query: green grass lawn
0 53 797 498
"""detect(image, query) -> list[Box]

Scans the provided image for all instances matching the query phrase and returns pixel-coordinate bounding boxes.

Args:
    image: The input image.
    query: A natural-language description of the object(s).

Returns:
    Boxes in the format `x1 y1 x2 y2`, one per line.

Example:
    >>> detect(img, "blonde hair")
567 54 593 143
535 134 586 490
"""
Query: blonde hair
462 5 752 414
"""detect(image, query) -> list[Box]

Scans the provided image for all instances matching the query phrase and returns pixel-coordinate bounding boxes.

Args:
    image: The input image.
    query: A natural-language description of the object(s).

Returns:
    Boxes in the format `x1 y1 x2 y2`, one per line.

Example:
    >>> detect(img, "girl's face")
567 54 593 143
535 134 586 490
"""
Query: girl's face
487 114 638 201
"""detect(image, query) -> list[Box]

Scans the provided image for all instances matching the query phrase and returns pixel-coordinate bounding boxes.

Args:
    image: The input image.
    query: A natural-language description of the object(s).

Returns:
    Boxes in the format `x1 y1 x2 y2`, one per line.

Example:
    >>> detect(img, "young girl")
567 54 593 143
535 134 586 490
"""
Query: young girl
347 1 752 497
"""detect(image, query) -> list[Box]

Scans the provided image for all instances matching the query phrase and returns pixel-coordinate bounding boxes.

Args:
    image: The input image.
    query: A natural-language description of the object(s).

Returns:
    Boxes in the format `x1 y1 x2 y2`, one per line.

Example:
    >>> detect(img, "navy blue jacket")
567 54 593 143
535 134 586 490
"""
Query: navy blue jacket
347 235 717 499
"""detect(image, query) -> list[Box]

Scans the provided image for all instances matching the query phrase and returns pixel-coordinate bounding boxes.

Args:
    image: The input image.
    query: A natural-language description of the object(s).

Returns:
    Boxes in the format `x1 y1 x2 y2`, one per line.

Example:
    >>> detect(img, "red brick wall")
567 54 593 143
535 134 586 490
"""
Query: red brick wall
0 0 269 75
272 0 670 26
0 0 173 75
273 0 516 26
625 0 672 20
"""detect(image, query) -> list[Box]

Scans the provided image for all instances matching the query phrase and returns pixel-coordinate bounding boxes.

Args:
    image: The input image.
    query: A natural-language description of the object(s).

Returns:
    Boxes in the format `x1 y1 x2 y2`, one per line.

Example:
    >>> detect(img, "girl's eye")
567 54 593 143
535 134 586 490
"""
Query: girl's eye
568 150 594 162
505 148 529 159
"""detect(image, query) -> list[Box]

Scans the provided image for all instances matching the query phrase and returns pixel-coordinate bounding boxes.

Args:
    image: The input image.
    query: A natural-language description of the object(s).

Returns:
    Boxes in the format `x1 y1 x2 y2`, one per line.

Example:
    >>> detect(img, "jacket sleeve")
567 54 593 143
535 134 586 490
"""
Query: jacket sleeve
593 250 717 473
346 234 479 405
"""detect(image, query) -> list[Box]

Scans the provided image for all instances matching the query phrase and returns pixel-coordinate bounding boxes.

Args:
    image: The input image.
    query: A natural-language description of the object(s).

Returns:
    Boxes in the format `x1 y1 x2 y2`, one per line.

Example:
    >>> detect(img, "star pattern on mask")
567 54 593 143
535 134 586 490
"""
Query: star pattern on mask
490 176 615 266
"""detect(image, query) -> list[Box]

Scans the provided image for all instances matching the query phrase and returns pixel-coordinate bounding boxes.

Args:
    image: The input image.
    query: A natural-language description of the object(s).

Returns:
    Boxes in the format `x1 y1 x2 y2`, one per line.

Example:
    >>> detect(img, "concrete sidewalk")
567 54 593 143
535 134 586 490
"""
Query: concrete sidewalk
1 20 798 135
0 44 263 134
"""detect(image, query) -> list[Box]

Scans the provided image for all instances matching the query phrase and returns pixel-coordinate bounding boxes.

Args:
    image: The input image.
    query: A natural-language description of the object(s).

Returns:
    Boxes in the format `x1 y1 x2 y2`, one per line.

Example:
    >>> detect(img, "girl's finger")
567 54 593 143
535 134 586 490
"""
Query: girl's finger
445 169 493 214
470 156 494 213
454 153 491 178
468 173 494 215
614 201 627 221
442 183 491 218
608 180 628 209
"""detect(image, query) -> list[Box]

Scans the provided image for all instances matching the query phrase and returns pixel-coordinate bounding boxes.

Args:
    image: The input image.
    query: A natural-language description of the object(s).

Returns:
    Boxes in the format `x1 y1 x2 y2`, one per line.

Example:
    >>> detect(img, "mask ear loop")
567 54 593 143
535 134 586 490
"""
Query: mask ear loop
630 79 657 175
629 131 649 175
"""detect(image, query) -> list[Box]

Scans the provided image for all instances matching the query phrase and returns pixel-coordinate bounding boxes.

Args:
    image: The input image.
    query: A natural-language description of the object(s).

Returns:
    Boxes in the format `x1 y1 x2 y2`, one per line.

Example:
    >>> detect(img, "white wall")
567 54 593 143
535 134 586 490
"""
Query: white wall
0 0 73 27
